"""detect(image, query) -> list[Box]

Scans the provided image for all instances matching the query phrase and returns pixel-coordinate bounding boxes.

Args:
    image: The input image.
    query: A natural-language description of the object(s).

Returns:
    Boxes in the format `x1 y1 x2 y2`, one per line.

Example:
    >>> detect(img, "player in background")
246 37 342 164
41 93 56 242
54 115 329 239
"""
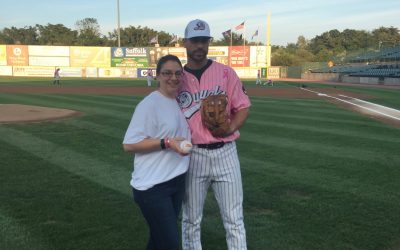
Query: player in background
53 68 61 85
177 19 250 250
123 55 191 250
146 68 154 87
255 69 262 85
265 79 274 86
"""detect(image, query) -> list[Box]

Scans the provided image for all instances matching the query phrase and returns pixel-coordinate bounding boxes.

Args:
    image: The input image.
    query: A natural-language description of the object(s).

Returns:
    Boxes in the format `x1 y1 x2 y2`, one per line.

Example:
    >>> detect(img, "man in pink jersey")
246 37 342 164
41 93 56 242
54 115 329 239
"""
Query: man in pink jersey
177 19 250 250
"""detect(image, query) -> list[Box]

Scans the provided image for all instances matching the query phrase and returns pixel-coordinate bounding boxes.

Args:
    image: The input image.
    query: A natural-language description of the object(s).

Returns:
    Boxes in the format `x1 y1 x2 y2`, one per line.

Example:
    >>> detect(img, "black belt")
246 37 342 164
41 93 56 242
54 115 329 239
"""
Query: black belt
196 141 229 150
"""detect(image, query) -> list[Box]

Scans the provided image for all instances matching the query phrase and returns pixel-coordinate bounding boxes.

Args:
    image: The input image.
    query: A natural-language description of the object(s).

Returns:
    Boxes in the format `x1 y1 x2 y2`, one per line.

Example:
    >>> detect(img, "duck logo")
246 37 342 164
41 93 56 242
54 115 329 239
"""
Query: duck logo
194 21 206 31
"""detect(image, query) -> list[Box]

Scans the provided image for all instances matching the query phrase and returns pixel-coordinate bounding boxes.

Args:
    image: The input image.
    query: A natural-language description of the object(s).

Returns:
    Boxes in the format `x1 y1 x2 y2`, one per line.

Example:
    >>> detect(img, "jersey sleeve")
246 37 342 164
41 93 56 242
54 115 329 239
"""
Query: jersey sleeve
227 67 251 113
123 100 155 144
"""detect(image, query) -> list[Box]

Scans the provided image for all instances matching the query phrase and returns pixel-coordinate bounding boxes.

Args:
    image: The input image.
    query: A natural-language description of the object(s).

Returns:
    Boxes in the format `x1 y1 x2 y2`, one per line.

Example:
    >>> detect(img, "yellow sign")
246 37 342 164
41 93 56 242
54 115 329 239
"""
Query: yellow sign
0 45 6 65
70 47 111 67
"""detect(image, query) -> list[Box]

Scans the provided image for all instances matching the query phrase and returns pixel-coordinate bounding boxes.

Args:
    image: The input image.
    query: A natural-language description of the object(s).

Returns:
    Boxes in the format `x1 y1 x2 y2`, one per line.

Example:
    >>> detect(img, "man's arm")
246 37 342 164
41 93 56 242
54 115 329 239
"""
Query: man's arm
226 107 249 136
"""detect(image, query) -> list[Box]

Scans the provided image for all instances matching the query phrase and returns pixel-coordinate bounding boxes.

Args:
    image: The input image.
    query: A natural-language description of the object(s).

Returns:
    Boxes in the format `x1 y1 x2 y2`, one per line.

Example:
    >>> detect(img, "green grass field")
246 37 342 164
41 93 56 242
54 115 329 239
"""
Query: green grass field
1 78 400 250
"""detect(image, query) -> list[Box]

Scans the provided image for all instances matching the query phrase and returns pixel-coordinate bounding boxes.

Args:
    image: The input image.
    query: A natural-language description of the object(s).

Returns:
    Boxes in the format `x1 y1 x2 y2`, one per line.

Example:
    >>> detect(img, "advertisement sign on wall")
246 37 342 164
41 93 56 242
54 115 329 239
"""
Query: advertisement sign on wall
58 67 84 77
267 67 280 79
147 47 169 67
0 66 12 76
28 45 69 56
137 68 156 78
232 67 258 78
28 45 70 66
249 46 267 67
85 67 98 78
7 45 29 66
98 67 137 78
111 47 149 67
13 66 54 77
0 45 7 66
29 56 70 67
70 47 111 67
168 47 187 65
229 46 250 67
111 57 149 67
208 46 229 65
125 47 147 57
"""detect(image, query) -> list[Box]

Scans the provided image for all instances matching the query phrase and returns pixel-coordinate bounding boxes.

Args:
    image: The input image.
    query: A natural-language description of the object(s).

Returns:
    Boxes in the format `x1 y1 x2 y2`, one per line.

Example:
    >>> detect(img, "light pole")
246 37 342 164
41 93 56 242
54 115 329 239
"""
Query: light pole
117 0 121 47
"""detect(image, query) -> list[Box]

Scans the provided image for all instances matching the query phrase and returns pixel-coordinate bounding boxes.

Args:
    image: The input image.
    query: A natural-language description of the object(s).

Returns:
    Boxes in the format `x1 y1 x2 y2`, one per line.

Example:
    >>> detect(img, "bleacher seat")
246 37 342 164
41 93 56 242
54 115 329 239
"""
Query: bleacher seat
310 45 400 78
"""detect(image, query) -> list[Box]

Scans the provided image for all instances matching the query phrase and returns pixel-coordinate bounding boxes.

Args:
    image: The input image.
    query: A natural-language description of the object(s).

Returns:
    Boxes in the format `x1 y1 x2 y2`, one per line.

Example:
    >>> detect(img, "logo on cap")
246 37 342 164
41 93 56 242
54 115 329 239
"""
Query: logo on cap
194 21 206 31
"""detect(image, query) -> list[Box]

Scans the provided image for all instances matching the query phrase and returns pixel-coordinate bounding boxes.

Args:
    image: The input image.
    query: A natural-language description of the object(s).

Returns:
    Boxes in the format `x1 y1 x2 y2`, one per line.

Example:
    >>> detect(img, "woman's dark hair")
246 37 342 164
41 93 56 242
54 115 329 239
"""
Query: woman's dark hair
156 54 182 75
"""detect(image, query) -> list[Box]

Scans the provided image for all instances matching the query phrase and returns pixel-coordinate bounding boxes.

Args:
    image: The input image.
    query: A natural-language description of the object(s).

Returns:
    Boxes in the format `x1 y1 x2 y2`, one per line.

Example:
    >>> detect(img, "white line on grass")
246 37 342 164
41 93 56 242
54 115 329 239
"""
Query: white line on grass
339 94 400 113
300 87 400 121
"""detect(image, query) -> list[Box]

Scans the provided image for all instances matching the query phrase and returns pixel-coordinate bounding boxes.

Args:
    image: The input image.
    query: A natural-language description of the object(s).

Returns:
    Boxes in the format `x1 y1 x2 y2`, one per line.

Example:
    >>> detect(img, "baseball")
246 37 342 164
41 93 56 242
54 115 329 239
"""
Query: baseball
180 140 193 154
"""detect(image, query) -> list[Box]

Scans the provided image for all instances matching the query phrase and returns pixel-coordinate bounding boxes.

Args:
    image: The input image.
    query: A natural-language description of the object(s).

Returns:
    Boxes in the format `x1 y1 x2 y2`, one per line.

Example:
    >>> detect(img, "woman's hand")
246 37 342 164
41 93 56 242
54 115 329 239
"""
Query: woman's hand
168 137 191 156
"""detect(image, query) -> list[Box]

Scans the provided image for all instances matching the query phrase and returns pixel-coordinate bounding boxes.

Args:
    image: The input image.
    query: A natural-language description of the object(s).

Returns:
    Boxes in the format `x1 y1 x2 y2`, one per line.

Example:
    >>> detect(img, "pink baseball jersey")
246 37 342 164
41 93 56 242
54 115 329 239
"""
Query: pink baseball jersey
177 61 251 144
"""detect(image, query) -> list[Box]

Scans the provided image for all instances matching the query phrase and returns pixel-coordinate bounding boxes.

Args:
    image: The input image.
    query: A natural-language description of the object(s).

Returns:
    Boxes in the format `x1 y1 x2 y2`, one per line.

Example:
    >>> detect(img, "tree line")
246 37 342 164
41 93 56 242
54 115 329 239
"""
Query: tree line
1 17 399 66
0 18 248 47
272 27 400 66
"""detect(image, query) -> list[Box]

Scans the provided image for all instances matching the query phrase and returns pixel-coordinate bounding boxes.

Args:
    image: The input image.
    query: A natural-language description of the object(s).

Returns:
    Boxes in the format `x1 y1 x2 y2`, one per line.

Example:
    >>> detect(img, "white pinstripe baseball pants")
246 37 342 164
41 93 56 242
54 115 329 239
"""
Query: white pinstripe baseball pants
182 141 247 250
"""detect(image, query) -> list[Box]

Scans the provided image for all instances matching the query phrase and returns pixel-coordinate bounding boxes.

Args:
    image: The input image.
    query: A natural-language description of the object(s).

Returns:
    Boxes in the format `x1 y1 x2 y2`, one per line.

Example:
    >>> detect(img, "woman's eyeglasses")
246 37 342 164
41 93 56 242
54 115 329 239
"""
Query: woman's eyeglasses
160 71 184 78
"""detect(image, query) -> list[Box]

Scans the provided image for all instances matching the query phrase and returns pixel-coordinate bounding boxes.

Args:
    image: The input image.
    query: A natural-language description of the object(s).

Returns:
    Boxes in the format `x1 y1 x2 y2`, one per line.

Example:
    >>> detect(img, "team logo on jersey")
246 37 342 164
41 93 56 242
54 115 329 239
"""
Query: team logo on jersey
177 91 192 109
194 21 206 31
177 86 226 118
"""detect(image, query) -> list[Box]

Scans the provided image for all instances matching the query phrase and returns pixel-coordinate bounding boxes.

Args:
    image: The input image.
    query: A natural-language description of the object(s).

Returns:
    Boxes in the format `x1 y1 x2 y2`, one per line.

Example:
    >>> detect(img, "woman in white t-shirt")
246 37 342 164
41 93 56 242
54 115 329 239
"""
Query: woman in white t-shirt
123 54 191 250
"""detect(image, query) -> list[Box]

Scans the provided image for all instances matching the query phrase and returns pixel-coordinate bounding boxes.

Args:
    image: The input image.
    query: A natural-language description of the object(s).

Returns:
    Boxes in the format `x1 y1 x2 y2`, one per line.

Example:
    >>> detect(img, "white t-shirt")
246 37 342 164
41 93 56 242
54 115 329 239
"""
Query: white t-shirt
123 91 191 190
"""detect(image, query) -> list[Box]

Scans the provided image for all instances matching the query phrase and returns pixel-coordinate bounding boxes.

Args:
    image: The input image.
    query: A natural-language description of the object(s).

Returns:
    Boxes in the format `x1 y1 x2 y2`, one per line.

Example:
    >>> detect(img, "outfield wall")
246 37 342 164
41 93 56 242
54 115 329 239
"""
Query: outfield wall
342 75 400 85
302 72 400 85
301 72 340 81
0 44 277 79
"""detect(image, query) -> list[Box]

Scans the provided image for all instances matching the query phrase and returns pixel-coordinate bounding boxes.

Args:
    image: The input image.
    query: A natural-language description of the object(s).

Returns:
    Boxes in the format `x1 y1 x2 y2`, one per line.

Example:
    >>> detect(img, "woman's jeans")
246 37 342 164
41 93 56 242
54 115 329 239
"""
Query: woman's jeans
133 173 186 250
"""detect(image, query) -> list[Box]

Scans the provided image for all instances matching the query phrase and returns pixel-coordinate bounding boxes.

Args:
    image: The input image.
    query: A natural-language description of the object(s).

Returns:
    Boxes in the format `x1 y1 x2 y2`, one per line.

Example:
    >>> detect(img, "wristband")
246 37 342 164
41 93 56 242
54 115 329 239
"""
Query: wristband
160 139 166 150
165 137 170 149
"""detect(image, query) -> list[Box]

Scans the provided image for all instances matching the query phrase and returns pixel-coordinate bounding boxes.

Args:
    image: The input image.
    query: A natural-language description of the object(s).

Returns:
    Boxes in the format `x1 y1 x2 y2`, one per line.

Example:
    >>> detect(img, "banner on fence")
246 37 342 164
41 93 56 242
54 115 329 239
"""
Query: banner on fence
267 67 280 78
98 67 137 78
208 46 229 65
29 56 70 67
137 68 156 78
70 47 110 67
7 45 29 66
249 46 267 67
0 66 12 76
0 45 7 66
13 66 54 77
28 45 69 56
229 46 250 67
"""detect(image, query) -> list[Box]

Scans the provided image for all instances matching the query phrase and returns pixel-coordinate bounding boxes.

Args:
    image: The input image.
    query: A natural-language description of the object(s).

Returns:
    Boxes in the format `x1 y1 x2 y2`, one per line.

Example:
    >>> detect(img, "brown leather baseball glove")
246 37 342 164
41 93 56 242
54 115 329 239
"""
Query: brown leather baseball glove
200 94 230 137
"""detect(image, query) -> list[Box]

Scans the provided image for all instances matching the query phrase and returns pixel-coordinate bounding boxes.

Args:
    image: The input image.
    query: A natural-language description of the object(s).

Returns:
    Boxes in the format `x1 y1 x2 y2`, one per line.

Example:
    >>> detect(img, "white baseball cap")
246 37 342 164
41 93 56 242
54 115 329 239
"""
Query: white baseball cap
184 19 212 39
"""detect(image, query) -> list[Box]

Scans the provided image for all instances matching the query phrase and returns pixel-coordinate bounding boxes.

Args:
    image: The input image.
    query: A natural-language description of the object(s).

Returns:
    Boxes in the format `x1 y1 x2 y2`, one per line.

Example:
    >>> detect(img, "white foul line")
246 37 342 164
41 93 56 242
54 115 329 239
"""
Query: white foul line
300 88 400 121
339 94 400 113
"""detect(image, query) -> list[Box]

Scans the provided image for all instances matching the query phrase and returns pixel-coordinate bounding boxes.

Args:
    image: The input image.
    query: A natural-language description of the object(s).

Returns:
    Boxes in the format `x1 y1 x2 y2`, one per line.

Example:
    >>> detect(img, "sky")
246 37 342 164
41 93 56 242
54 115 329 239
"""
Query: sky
0 0 399 46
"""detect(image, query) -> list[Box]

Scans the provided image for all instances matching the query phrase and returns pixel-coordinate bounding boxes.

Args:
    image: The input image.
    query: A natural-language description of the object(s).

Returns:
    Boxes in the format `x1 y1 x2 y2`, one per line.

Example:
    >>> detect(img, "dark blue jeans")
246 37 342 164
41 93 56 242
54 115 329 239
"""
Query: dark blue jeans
133 173 186 250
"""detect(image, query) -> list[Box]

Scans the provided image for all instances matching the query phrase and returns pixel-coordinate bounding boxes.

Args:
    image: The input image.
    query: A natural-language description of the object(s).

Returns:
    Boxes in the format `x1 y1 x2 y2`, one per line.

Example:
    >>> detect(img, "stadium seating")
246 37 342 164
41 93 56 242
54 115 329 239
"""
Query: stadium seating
310 45 400 78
